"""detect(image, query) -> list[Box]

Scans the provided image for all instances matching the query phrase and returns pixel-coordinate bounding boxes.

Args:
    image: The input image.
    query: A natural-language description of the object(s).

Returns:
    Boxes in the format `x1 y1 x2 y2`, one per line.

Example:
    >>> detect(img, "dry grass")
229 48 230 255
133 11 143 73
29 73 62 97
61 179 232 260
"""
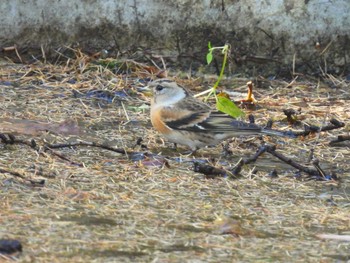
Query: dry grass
0 53 349 262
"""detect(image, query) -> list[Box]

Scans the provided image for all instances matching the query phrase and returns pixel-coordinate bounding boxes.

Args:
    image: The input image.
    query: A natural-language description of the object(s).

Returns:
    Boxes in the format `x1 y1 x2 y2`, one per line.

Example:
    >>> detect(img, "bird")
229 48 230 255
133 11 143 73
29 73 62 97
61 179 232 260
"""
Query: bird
148 78 293 151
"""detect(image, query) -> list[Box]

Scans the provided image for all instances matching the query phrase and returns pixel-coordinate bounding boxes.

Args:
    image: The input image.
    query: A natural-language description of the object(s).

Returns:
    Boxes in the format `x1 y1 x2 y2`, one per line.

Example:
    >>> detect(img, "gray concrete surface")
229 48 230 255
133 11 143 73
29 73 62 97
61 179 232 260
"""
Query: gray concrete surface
1 0 349 75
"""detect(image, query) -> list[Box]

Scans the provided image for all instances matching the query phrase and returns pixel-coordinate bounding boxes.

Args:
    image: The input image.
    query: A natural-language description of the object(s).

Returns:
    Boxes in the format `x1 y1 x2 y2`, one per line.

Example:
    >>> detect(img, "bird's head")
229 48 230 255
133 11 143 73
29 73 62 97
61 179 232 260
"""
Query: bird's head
148 79 189 107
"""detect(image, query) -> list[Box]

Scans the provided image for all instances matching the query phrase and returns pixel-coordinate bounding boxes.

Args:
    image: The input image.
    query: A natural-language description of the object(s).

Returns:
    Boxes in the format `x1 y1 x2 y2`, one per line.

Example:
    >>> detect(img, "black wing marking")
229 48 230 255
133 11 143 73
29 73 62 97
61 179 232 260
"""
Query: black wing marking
166 110 264 133
165 112 209 130
204 111 262 132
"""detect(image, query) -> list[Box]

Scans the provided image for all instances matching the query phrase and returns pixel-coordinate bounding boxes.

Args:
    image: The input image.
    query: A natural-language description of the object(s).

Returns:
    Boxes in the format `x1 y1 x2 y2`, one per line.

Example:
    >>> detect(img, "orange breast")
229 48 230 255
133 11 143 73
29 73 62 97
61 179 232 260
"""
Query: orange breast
151 107 172 134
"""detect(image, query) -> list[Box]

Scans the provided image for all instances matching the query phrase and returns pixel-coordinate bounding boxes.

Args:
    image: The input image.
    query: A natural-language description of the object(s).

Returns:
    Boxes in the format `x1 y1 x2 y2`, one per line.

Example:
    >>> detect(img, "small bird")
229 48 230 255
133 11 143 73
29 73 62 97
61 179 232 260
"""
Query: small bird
148 79 292 151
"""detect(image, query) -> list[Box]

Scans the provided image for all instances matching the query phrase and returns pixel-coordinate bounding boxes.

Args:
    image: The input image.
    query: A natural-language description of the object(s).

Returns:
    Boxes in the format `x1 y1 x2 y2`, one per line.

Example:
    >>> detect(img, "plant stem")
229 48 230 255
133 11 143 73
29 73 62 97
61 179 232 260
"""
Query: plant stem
205 45 229 101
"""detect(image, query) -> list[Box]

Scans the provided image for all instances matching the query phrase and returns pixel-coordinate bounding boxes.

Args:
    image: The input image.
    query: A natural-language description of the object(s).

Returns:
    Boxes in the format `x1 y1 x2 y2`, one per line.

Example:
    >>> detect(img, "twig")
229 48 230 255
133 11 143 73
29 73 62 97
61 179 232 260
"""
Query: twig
230 144 336 180
312 159 327 180
0 133 129 155
45 141 128 155
232 145 268 175
264 145 319 176
0 133 38 149
329 135 350 146
0 133 131 167
14 45 23 63
266 145 336 180
43 146 84 167
193 162 237 179
293 118 345 137
0 167 45 186
121 101 130 121
292 53 296 76
319 40 333 56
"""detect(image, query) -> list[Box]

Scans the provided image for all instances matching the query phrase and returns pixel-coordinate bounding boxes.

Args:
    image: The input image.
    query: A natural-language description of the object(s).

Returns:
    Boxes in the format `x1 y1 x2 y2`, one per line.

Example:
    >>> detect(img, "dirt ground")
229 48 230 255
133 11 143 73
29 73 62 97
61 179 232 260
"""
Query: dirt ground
0 55 349 262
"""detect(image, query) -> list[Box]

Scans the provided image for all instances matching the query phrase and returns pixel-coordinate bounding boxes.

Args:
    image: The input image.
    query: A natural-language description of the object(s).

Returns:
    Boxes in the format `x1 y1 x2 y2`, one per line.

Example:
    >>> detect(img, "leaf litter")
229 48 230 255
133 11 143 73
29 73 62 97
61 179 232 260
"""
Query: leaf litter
0 51 349 262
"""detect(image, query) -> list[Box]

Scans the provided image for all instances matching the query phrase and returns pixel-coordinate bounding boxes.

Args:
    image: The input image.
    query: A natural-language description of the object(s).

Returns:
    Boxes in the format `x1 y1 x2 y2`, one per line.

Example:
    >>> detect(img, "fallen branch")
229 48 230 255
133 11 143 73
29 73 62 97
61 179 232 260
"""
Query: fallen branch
329 134 350 146
0 167 45 186
0 133 130 166
280 109 345 137
0 133 133 181
293 118 345 137
193 162 237 179
0 133 37 149
43 147 84 167
230 144 337 180
232 145 269 175
45 141 128 155
0 133 79 165
264 145 318 176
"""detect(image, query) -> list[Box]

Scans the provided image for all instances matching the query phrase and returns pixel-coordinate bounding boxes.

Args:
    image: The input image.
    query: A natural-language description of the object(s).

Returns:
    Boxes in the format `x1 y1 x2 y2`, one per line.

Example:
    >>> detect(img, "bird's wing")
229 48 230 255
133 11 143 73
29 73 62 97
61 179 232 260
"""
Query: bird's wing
205 111 293 137
159 97 212 131
203 111 262 132
160 101 262 134
160 108 211 131
159 93 263 134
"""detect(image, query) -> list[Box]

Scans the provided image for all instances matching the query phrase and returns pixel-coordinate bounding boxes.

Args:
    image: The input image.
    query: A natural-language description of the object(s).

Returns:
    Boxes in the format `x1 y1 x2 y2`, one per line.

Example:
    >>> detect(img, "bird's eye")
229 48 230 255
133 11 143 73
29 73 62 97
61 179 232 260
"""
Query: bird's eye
155 85 164 92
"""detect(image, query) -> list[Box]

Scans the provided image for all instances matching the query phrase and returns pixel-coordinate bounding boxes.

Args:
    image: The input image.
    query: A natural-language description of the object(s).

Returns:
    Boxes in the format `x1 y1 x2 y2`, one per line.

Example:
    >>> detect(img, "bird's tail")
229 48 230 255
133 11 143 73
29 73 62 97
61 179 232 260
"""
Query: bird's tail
261 128 296 138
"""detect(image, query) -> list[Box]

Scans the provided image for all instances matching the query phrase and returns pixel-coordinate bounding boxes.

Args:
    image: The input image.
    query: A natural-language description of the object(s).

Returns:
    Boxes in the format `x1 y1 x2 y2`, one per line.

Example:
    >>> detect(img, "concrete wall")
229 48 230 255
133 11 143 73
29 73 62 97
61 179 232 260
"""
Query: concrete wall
1 0 349 76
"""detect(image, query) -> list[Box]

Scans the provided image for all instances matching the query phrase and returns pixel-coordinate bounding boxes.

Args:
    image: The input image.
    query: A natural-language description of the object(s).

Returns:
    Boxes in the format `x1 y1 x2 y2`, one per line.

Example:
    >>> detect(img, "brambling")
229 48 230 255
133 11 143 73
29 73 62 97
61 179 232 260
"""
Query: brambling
148 79 292 151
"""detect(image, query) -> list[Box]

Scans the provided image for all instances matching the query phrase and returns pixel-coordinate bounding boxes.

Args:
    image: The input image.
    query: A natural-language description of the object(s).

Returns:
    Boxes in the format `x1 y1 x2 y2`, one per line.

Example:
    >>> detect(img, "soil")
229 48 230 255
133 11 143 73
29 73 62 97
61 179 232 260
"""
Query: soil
0 54 349 262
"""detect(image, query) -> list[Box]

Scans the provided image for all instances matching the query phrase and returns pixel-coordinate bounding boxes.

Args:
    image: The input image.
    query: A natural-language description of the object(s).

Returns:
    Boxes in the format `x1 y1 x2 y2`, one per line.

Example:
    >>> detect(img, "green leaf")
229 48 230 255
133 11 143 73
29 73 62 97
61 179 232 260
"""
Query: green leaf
206 52 213 64
208 41 212 49
216 96 245 118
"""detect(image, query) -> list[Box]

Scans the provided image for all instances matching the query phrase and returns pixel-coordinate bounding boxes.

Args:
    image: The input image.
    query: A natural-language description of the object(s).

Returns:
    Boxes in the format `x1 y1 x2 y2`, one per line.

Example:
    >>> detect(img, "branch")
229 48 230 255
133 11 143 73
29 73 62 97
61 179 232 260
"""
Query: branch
293 118 345 137
0 133 131 166
232 145 268 175
0 167 45 186
329 134 350 146
264 145 318 175
230 144 337 181
193 162 238 179
45 141 128 155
